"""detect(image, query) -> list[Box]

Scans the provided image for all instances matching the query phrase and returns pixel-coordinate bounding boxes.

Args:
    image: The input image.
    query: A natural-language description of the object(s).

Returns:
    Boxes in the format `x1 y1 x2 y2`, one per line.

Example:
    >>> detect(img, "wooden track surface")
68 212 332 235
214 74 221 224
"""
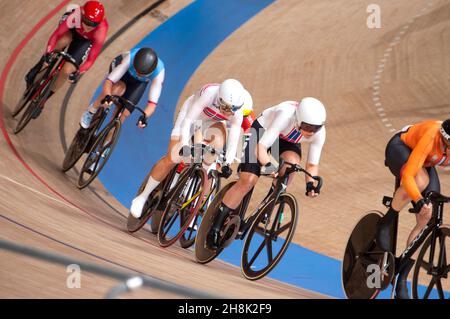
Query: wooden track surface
0 0 325 299
1 0 449 298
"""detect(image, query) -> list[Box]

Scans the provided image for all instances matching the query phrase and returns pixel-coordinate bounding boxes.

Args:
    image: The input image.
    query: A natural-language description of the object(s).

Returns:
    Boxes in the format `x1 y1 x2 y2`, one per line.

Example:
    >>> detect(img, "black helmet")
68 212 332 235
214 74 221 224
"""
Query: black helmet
133 48 157 75
441 119 450 142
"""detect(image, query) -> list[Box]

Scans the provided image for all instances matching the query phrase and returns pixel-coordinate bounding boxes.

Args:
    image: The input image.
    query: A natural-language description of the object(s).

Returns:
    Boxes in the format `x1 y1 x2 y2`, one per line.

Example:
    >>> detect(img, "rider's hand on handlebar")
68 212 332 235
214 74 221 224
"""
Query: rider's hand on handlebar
220 164 233 179
179 145 192 158
416 198 432 217
44 52 53 64
68 71 80 84
137 115 148 129
263 162 278 178
101 95 114 106
306 181 319 198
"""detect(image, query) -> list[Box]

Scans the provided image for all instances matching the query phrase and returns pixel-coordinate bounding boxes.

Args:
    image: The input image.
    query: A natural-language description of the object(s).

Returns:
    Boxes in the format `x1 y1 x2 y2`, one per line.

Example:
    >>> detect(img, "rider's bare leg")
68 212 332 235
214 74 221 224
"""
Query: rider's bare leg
378 168 431 252
201 122 226 191
47 32 73 93
222 172 259 210
390 168 432 243
130 138 182 217
90 81 126 113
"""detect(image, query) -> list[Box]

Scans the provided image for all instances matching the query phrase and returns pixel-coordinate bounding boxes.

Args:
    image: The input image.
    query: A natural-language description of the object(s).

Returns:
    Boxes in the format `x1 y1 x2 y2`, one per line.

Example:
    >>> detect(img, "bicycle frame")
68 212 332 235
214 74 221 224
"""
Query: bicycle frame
368 191 448 281
236 164 300 240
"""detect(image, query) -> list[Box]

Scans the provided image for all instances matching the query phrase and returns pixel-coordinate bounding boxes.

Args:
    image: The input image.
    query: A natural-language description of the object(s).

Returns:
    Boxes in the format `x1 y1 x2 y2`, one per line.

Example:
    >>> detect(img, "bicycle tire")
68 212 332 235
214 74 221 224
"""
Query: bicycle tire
412 225 450 299
158 168 208 247
180 171 221 249
195 181 237 264
77 120 121 189
241 193 298 280
62 108 107 172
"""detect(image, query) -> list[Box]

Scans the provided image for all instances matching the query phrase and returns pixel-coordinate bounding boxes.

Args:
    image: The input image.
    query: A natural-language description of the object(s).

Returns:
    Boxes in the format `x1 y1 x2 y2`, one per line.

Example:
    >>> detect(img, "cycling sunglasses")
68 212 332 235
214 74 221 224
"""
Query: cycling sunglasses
82 16 100 28
218 98 243 113
299 122 323 133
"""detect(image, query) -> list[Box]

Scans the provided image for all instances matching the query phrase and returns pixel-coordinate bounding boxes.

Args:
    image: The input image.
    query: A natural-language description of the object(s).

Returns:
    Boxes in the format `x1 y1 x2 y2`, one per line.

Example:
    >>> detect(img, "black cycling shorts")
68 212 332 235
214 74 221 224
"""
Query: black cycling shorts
385 132 440 194
66 29 92 67
109 56 149 113
238 120 302 177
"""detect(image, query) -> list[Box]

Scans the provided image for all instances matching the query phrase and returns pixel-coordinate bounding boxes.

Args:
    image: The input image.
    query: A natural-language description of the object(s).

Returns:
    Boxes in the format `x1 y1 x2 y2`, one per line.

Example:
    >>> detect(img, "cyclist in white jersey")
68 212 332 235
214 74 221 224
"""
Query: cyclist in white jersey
129 79 253 218
208 97 327 248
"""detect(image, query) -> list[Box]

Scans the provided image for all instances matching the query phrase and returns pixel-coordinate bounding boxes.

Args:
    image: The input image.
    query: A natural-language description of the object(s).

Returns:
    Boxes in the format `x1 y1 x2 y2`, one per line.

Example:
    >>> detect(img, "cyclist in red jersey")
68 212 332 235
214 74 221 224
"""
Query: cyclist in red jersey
25 1 108 109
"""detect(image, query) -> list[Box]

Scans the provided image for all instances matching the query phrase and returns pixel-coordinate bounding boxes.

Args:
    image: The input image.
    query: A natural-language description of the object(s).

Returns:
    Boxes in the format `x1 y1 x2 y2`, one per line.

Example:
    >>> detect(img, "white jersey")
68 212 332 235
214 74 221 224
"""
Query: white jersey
106 51 165 104
257 101 326 165
172 83 253 165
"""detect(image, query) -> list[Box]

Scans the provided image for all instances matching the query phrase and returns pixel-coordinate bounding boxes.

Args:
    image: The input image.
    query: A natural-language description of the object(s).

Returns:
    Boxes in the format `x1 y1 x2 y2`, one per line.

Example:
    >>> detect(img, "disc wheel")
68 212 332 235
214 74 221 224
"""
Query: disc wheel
342 211 392 299
195 181 236 264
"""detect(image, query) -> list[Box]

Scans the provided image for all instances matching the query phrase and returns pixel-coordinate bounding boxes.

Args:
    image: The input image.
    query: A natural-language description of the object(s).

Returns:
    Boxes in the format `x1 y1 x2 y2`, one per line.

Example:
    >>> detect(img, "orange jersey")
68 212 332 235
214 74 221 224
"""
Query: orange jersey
400 120 449 202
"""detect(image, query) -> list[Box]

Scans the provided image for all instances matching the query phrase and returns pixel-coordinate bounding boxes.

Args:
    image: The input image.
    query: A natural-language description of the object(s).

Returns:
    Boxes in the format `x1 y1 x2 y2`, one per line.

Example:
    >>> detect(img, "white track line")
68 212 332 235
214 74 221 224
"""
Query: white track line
0 174 73 209
372 0 436 132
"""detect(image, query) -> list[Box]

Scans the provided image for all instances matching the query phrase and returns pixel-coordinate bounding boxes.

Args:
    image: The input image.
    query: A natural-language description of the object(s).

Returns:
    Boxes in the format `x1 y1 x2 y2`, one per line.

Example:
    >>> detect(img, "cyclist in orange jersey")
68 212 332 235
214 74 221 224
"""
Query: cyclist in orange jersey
377 119 450 298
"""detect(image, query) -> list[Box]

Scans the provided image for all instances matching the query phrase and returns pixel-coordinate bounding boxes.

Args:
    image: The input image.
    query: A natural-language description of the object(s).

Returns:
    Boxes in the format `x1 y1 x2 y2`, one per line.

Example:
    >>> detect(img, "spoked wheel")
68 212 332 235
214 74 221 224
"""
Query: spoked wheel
241 193 298 280
195 181 237 264
412 225 450 299
11 82 38 118
13 72 55 134
180 171 221 249
13 99 40 134
62 109 106 172
158 168 208 247
342 211 395 299
77 121 121 189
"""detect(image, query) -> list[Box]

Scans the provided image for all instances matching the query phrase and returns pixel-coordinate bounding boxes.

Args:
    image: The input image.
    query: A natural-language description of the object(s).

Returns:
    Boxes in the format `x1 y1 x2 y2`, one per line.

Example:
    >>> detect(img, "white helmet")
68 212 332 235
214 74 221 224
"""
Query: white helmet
218 79 245 113
296 97 326 128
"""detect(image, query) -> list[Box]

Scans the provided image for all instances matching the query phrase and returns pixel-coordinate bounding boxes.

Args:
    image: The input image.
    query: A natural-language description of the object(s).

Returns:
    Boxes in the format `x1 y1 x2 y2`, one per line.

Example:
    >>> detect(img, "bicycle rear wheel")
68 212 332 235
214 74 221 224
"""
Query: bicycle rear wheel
77 121 121 189
11 83 37 118
412 225 450 299
127 166 180 233
341 211 392 299
62 109 106 172
180 171 221 249
195 181 237 264
158 168 208 247
241 193 298 280
13 99 39 134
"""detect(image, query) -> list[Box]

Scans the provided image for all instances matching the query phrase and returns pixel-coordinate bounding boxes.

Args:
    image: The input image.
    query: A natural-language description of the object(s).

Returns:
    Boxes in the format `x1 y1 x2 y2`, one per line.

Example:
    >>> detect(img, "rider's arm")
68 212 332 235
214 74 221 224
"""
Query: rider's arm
79 21 109 74
402 132 435 203
225 112 244 165
107 53 129 83
305 127 326 183
179 94 210 146
102 79 114 98
144 69 165 118
257 109 291 166
46 19 70 53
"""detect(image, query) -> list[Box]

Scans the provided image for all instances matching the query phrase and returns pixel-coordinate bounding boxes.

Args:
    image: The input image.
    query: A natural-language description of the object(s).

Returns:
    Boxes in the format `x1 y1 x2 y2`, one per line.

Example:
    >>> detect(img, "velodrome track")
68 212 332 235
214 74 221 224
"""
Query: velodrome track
0 0 449 298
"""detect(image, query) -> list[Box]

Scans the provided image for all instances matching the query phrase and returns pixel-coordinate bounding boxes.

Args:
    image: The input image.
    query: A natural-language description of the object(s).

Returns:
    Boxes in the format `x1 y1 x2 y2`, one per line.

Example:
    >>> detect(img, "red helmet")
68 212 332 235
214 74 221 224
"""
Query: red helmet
82 1 105 27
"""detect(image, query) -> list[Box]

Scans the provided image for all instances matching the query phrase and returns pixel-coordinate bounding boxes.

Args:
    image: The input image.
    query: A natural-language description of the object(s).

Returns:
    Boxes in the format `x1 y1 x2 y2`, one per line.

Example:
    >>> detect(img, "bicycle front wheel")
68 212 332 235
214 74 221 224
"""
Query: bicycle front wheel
158 168 208 247
180 170 221 249
78 121 121 189
412 225 450 299
241 193 298 280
